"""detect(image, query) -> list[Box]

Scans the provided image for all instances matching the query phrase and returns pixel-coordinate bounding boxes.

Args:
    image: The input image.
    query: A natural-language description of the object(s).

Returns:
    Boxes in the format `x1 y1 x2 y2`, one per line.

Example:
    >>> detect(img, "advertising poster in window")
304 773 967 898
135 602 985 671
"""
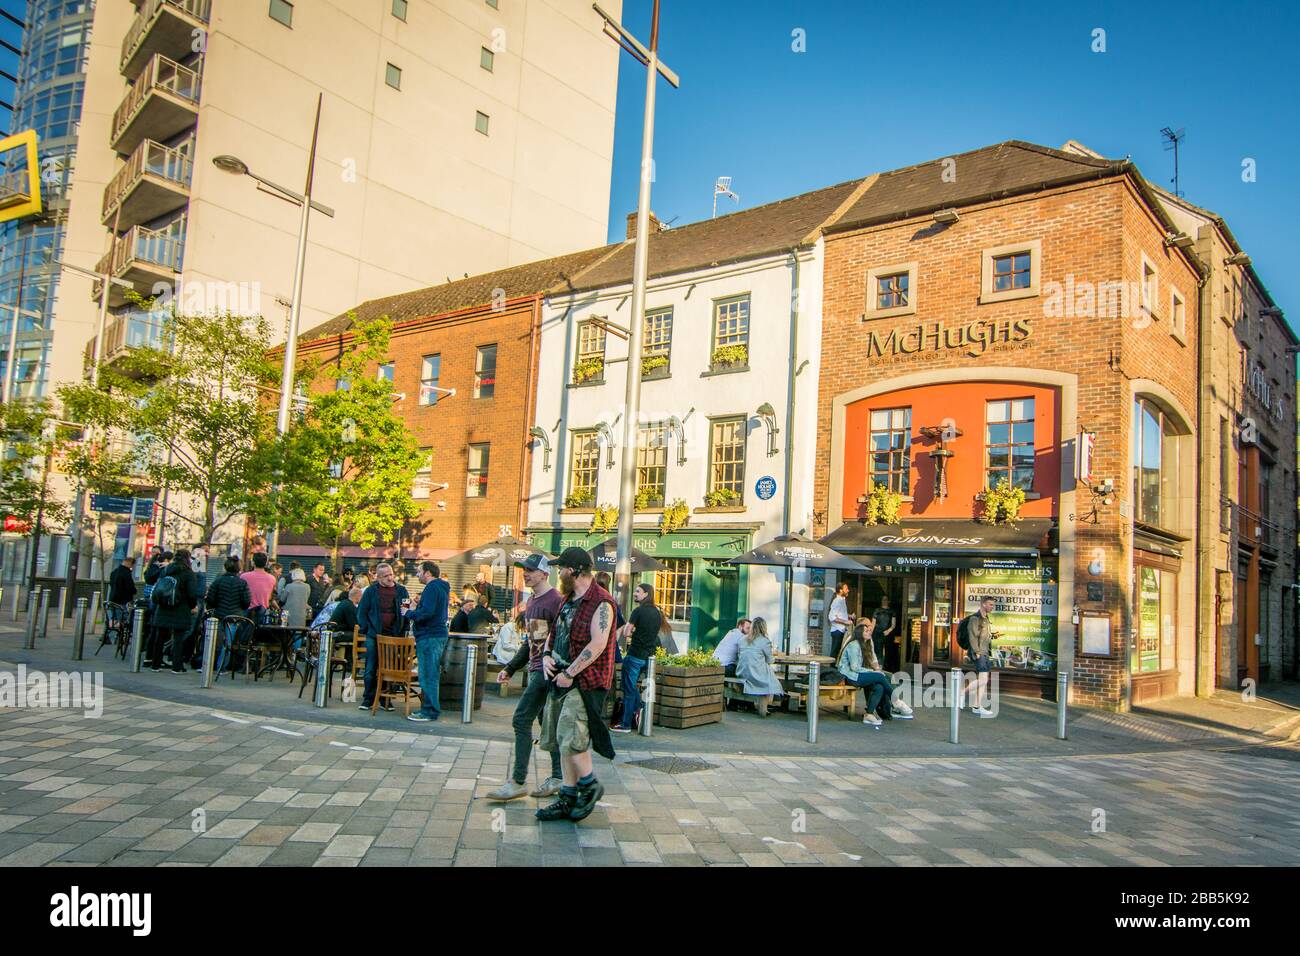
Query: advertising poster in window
1139 567 1161 673
964 565 1058 671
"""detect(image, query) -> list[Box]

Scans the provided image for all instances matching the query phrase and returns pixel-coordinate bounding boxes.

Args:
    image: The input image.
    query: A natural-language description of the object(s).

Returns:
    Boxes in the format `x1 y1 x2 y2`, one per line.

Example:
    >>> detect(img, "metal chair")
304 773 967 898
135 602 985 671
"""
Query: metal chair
214 615 256 681
97 602 129 658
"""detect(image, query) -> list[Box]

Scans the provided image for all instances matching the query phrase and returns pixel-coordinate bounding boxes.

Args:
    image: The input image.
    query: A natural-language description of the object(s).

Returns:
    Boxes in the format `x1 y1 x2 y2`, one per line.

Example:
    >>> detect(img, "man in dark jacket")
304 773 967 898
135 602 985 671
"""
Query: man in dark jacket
328 586 362 634
307 562 331 617
403 561 450 723
109 557 137 606
206 557 252 675
148 549 199 673
356 563 409 710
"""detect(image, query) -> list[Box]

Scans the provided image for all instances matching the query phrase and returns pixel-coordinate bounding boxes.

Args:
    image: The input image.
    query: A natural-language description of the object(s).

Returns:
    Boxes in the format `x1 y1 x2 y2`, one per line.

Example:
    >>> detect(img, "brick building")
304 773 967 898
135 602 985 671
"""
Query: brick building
279 245 616 591
810 140 1253 710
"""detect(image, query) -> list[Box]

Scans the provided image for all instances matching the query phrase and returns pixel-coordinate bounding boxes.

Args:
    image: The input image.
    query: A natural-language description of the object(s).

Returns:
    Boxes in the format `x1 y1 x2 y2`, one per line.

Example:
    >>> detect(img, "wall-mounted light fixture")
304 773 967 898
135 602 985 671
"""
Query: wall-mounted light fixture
528 426 552 472
664 413 689 466
755 402 780 457
595 421 617 469
932 208 959 225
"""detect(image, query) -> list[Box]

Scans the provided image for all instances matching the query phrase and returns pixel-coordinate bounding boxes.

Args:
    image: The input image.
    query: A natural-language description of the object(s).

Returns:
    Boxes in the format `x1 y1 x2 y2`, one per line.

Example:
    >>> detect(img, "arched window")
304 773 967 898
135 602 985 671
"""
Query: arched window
1131 397 1182 531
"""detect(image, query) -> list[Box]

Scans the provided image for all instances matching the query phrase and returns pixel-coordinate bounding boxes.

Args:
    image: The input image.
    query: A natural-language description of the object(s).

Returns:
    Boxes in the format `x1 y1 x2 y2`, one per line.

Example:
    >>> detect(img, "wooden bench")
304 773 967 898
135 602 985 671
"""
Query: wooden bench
786 681 860 718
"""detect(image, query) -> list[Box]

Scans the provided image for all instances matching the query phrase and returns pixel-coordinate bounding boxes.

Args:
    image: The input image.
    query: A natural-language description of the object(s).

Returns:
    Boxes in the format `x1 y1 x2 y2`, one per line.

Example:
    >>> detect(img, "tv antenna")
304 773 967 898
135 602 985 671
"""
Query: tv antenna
1160 127 1185 197
713 176 738 218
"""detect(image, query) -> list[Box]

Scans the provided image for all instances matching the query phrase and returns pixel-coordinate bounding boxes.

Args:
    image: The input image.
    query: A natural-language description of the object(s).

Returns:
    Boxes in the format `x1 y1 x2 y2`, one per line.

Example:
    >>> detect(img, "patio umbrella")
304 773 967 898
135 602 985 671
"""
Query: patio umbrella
440 535 550 570
588 537 667 574
725 533 872 572
726 533 872 652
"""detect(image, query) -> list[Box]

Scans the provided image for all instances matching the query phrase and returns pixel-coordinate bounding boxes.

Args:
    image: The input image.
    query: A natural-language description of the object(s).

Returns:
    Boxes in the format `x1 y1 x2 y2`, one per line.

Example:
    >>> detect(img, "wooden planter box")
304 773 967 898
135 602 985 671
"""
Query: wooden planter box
653 664 724 729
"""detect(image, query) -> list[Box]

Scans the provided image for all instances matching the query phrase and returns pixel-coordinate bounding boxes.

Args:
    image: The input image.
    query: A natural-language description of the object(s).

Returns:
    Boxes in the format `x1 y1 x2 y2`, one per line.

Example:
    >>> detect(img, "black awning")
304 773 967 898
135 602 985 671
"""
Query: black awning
819 519 1055 571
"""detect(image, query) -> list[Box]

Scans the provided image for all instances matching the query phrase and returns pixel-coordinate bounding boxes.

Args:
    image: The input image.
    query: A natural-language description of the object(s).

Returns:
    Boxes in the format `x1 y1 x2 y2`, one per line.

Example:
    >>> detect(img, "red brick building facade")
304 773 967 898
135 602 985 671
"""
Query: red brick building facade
813 142 1206 709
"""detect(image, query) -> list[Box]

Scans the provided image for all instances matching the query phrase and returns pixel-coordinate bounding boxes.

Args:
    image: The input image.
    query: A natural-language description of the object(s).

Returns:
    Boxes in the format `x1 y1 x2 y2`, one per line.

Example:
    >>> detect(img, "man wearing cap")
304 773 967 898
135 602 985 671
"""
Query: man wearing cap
487 553 567 801
402 561 450 723
536 546 618 822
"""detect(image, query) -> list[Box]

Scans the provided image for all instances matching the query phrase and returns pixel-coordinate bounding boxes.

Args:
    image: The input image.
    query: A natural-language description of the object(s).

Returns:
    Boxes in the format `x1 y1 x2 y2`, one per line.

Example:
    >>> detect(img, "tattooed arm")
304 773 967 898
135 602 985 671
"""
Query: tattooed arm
561 601 613 683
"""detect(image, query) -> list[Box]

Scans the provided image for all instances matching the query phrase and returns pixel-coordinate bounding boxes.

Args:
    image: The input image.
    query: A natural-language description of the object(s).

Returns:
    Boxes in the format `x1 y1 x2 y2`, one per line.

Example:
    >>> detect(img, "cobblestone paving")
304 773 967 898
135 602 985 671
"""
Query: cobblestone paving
2 688 1298 867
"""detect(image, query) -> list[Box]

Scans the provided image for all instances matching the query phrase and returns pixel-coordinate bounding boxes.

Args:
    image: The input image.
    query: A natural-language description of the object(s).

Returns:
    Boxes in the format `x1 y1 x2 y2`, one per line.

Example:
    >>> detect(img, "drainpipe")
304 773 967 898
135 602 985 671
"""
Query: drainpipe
1195 247 1212 697
516 295 542 602
781 246 802 652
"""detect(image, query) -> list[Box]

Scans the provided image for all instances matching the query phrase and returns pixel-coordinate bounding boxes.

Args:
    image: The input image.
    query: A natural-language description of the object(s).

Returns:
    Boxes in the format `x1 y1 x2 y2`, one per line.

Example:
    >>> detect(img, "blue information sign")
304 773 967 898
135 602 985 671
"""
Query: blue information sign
755 476 777 501
90 495 155 520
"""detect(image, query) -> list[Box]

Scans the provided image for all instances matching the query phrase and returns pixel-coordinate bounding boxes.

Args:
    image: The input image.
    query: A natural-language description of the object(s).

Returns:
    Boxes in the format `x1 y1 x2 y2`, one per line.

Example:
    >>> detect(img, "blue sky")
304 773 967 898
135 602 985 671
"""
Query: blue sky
606 0 1300 332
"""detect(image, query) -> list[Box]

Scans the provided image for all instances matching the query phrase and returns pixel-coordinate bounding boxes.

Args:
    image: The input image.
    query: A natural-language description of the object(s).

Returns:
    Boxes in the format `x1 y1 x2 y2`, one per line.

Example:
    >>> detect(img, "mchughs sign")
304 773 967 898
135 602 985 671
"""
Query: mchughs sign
866 317 1032 358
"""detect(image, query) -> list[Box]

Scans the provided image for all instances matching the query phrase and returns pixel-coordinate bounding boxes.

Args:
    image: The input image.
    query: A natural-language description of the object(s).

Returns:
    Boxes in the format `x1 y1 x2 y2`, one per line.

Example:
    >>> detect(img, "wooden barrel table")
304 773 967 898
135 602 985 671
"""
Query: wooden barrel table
440 634 488 711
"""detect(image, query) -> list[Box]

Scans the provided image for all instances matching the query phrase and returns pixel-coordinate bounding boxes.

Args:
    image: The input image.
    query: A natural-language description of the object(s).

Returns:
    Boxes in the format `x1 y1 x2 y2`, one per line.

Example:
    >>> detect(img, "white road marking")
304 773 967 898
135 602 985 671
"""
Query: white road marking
349 746 374 752
762 836 808 850
841 852 863 861
210 713 250 724
260 725 304 737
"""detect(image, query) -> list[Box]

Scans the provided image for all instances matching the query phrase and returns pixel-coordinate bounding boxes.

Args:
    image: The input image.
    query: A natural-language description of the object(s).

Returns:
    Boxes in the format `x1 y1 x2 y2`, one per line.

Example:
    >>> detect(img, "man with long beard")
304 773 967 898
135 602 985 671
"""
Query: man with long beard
536 547 617 822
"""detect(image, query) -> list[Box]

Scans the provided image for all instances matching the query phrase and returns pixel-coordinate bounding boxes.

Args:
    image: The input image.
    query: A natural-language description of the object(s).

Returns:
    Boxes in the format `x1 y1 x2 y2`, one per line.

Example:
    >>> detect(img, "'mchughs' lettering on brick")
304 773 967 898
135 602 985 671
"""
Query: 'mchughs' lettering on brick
866 318 1032 359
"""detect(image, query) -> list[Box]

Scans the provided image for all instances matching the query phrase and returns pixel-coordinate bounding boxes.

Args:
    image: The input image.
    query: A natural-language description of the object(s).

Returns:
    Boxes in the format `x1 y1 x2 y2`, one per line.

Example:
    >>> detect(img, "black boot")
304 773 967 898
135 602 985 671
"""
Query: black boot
536 791 577 821
569 778 605 822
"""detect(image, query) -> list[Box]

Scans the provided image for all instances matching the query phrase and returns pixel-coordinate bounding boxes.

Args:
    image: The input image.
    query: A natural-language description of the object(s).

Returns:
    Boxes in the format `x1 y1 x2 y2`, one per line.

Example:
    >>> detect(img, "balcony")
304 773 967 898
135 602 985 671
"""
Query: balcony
83 310 172 379
121 0 211 80
92 219 186 307
110 54 201 156
102 139 192 228
0 167 32 210
107 436 158 481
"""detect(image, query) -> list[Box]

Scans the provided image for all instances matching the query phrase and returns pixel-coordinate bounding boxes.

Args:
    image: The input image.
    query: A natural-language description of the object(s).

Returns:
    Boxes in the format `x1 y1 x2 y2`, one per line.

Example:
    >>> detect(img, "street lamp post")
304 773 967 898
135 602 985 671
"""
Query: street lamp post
594 1 679 615
213 92 335 560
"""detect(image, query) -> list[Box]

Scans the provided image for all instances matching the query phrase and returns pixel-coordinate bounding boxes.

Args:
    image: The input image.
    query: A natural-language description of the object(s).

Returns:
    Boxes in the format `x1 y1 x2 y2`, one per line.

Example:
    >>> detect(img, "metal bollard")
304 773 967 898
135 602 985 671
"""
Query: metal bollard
199 617 218 689
10 584 19 621
949 668 961 744
129 607 146 673
461 641 477 723
1056 669 1070 740
37 589 51 641
807 660 821 744
88 590 101 628
639 655 656 737
72 598 88 660
57 588 67 630
314 629 333 708
27 585 40 619
22 593 38 649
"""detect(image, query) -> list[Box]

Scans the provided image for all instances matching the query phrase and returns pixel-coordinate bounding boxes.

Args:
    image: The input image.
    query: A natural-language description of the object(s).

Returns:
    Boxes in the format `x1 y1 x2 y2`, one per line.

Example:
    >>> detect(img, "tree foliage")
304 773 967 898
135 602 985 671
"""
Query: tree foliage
0 398 72 529
254 315 423 567
57 308 281 545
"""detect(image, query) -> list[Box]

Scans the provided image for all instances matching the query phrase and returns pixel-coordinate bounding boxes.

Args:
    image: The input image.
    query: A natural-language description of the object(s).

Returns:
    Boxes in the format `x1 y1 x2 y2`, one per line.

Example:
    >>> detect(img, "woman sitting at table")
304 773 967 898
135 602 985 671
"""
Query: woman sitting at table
734 617 785 717
492 608 525 666
837 618 914 728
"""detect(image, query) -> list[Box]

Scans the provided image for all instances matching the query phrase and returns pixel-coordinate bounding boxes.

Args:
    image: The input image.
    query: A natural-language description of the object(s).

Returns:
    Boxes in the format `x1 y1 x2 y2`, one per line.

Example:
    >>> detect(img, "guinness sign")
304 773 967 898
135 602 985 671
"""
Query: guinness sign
867 317 1032 359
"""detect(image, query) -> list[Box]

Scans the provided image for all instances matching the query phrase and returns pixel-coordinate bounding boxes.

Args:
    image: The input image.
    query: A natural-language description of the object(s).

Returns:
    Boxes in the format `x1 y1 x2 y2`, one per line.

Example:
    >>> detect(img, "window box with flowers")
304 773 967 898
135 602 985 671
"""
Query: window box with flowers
977 478 1026 526
564 489 595 511
658 498 690 534
707 344 749 374
635 487 664 511
859 482 903 525
571 357 604 386
697 487 744 513
641 353 670 380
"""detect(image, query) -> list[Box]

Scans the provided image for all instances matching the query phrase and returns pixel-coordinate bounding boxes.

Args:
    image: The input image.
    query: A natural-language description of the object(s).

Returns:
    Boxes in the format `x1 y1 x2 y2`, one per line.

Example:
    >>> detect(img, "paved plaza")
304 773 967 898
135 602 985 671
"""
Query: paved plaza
1 672 1299 867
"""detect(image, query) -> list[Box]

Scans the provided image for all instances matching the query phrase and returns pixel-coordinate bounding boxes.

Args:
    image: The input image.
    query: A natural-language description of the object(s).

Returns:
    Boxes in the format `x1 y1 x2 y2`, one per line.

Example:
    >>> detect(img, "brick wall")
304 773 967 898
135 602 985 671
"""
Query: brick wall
815 177 1203 709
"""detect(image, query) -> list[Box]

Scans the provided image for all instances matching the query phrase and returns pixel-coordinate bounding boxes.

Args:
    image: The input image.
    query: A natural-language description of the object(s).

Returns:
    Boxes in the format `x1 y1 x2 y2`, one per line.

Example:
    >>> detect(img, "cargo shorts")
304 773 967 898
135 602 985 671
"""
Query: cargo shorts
540 688 591 754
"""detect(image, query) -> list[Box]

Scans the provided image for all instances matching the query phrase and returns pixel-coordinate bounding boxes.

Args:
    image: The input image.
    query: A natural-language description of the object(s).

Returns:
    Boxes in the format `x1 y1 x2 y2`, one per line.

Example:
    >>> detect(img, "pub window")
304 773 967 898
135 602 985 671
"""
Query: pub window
654 557 694 624
474 344 496 398
979 239 1040 304
643 307 672 376
1134 563 1176 674
566 430 600 507
377 362 394 384
707 417 746 503
419 354 441 406
877 271 908 310
985 398 1035 491
573 321 606 384
1132 397 1181 531
711 295 750 369
412 448 431 499
993 252 1031 291
869 407 911 494
1141 257 1158 317
1170 288 1186 340
466 443 490 498
636 423 668 506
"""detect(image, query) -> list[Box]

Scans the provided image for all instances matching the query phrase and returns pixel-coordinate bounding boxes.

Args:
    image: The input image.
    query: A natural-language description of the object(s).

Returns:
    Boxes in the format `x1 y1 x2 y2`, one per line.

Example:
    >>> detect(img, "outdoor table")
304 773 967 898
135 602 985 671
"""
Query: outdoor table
252 625 312 680
772 653 835 711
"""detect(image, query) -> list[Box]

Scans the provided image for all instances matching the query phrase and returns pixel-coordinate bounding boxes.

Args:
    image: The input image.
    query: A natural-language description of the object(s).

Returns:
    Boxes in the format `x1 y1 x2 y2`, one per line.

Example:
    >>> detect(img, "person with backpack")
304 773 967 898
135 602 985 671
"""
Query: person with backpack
960 596 998 717
147 549 199 673
206 557 253 674
836 618 913 728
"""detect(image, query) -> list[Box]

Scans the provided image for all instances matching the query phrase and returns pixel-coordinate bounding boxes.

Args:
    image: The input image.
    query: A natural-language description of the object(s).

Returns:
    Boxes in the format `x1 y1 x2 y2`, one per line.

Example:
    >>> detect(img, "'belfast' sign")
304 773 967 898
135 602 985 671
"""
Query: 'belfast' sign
867 317 1032 359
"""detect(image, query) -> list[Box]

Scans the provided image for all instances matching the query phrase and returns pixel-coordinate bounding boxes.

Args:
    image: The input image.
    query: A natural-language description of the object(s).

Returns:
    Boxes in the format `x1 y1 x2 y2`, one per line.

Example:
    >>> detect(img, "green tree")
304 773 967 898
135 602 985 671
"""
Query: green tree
256 315 423 570
58 308 281 547
0 398 73 529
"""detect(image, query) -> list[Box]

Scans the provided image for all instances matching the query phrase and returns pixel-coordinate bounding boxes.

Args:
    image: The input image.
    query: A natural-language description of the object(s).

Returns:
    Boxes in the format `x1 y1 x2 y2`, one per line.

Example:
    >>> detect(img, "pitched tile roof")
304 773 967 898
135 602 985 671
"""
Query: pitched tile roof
299 244 619 344
828 140 1126 233
565 177 867 292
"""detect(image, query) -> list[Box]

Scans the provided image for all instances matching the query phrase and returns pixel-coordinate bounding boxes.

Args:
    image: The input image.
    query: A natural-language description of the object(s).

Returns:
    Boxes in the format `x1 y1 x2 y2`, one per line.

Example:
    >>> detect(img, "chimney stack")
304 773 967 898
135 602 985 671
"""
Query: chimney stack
626 210 666 240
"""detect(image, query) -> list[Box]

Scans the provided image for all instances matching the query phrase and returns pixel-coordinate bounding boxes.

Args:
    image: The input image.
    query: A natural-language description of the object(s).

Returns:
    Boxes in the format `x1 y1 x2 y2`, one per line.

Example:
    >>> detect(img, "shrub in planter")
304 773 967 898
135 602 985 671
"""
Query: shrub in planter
659 498 690 534
710 344 748 369
703 487 739 508
589 503 619 534
652 647 723 728
641 354 669 376
564 489 594 509
572 357 604 384
979 478 1026 525
634 487 662 510
862 482 903 525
